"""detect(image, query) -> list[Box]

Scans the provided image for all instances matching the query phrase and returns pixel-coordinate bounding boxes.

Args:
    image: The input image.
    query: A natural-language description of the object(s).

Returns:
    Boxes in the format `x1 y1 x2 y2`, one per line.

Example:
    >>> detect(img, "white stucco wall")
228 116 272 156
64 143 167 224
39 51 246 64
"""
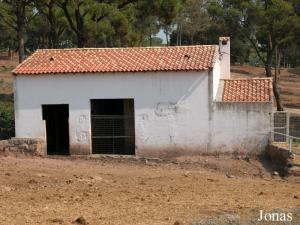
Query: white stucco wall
14 65 273 157
219 37 231 79
14 71 211 156
212 57 221 100
211 102 273 153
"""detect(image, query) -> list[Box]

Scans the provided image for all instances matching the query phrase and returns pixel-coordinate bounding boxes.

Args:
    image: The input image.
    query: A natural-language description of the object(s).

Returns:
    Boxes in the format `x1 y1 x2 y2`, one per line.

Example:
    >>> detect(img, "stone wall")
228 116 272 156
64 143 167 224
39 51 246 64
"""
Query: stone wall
266 144 294 175
0 138 45 156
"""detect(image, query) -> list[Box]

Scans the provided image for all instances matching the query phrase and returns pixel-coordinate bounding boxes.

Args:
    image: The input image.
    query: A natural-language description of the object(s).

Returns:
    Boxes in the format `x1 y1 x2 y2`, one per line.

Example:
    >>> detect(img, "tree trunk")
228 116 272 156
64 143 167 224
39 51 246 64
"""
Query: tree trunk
60 1 86 48
165 29 169 46
75 9 85 48
265 35 284 111
179 24 182 46
265 63 284 111
77 35 85 48
17 27 25 63
48 4 58 48
149 27 152 46
278 50 281 76
7 47 13 60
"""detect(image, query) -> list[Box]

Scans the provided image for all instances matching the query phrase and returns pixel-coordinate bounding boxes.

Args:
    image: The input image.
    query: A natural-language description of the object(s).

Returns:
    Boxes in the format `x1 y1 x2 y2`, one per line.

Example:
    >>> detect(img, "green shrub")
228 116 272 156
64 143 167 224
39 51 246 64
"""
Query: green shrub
0 101 15 139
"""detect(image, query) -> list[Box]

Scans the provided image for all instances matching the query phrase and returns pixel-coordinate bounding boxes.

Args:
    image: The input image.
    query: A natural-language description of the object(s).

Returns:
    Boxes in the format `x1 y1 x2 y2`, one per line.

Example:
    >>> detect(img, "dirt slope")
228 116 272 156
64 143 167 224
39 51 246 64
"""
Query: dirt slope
0 155 299 225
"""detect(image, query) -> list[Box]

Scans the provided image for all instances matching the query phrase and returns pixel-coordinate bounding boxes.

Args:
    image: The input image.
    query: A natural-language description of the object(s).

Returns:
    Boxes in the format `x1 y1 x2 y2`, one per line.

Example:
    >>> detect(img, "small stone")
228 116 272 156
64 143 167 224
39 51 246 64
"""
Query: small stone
258 192 264 196
272 171 279 176
184 171 190 177
294 195 299 199
93 176 103 181
50 218 64 224
66 179 73 184
173 220 184 225
28 179 38 184
4 173 11 176
1 186 12 192
207 178 215 182
19 143 29 150
72 216 87 225
37 174 46 178
243 156 250 162
139 181 146 185
226 173 234 179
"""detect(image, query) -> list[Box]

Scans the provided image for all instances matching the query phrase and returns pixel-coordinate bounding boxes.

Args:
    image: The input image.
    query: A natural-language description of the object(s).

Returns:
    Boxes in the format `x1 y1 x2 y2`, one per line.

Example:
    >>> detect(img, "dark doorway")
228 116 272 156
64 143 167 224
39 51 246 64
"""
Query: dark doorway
42 104 69 155
91 99 135 155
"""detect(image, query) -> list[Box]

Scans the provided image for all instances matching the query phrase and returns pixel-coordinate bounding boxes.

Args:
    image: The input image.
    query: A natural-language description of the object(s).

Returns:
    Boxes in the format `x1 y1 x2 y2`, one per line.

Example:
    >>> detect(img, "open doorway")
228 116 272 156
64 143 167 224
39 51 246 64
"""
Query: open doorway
90 99 135 155
42 104 69 155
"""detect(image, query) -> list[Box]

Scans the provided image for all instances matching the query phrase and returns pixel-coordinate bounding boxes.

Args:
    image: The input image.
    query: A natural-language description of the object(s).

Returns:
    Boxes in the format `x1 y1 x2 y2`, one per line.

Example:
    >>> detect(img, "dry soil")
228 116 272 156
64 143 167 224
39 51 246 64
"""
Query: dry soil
0 154 299 225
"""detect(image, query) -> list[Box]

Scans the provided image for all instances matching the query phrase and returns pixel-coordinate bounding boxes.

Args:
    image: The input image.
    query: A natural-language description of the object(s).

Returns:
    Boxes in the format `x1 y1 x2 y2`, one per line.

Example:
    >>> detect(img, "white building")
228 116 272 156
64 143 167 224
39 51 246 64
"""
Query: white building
13 37 273 157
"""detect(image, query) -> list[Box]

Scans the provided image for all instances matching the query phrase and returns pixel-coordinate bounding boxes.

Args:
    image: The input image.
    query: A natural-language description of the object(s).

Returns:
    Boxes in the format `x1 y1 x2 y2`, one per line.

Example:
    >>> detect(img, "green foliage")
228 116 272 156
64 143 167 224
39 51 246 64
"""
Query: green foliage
0 101 15 139
208 0 300 64
0 101 14 129
0 0 300 70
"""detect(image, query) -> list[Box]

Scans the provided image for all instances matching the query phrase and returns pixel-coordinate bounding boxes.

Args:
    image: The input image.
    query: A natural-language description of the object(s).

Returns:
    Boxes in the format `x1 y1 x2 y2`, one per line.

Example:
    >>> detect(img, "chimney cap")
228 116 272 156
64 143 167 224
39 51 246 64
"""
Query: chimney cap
219 37 230 45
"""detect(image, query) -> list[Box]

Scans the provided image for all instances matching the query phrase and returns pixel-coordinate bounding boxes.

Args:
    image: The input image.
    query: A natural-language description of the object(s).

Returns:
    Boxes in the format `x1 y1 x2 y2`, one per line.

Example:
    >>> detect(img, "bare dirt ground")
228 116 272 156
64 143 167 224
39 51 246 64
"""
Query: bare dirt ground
0 154 299 225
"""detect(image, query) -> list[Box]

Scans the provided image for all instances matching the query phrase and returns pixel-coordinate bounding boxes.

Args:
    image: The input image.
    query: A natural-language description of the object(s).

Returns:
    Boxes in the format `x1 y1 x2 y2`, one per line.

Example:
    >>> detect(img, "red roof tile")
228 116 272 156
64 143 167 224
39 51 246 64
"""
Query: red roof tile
13 46 218 75
222 78 273 102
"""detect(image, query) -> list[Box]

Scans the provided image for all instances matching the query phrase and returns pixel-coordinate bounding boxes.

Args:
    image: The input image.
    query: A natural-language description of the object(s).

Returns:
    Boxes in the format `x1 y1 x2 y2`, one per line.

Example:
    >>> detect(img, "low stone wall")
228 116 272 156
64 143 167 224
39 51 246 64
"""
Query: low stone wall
0 138 45 156
266 144 293 175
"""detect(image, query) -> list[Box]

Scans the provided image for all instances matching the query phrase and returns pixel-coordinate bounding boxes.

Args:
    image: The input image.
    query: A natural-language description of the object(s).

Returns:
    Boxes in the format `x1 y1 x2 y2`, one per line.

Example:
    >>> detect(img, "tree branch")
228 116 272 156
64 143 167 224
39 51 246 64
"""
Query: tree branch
117 0 138 10
247 36 266 64
59 0 79 35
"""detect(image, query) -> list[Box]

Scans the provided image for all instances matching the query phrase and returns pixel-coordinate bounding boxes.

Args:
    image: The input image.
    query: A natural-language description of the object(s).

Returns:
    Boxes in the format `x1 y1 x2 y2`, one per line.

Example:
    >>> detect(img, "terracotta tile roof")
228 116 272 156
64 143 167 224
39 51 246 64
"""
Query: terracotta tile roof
13 46 218 75
222 78 273 102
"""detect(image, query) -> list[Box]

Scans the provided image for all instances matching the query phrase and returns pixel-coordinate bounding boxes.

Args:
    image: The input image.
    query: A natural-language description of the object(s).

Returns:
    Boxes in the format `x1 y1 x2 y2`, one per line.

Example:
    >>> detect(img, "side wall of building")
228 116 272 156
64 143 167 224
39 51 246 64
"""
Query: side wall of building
14 71 211 157
212 57 221 100
212 102 273 153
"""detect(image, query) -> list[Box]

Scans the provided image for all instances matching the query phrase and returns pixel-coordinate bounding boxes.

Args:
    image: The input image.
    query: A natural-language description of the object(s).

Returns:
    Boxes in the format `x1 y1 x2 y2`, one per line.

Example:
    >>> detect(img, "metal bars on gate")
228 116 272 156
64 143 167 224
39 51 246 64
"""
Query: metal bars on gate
272 111 300 156
273 111 289 142
91 115 135 154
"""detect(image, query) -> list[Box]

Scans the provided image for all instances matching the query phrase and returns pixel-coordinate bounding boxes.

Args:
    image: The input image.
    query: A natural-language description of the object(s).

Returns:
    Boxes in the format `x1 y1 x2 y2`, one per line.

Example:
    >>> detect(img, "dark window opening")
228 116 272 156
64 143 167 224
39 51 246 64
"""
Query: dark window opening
90 99 135 155
42 104 69 155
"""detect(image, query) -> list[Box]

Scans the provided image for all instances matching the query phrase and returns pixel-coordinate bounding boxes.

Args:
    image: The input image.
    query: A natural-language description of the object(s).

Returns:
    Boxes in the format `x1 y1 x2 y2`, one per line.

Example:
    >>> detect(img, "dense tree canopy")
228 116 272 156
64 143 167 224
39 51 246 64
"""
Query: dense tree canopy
0 0 184 57
208 0 300 110
1 0 300 110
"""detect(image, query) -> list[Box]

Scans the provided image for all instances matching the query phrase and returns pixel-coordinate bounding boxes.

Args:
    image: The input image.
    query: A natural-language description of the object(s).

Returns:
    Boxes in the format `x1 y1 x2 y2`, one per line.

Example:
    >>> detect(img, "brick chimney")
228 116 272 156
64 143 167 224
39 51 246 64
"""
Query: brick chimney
219 37 230 79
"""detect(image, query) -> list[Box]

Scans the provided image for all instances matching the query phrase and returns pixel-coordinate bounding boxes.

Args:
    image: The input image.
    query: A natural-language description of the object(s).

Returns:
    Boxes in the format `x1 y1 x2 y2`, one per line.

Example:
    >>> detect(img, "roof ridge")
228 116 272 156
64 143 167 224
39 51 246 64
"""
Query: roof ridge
222 77 273 81
14 45 218 75
35 45 218 51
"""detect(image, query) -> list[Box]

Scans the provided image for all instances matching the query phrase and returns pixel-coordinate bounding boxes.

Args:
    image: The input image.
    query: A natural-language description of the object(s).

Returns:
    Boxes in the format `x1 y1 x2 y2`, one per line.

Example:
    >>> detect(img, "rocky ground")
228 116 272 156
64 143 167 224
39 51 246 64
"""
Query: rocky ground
0 154 299 225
